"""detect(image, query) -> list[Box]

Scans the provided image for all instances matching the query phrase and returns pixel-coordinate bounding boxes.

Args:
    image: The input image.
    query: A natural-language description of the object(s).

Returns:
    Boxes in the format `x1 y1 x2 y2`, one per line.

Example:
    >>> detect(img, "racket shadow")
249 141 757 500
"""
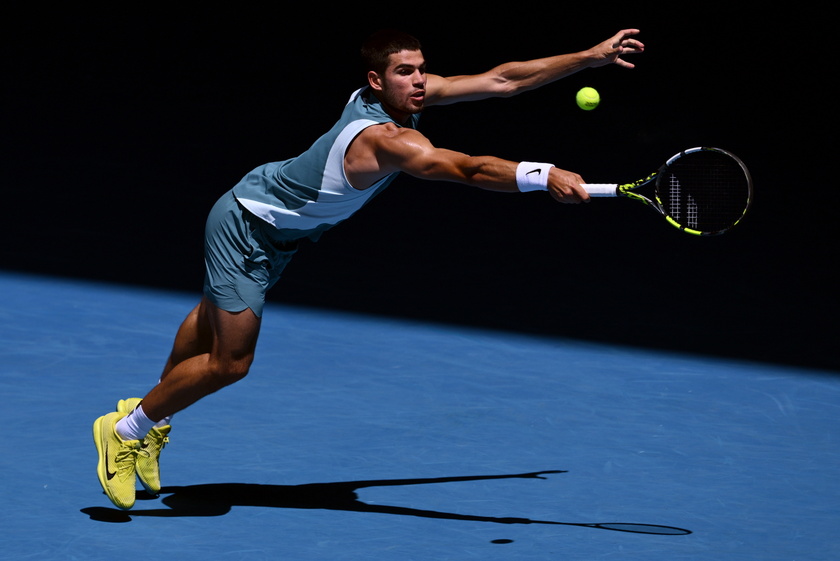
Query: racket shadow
80 470 691 535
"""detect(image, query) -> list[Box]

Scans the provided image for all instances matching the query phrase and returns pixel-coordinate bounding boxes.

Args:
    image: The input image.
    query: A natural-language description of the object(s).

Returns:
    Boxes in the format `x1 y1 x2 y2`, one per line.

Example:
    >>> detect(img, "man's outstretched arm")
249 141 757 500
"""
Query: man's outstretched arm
352 124 590 204
425 29 644 105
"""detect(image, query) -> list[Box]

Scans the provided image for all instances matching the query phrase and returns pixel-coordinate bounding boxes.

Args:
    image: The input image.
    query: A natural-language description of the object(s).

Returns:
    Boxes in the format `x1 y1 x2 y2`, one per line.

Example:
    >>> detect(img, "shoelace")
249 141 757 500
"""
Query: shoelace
114 445 142 481
136 447 152 459
142 432 168 452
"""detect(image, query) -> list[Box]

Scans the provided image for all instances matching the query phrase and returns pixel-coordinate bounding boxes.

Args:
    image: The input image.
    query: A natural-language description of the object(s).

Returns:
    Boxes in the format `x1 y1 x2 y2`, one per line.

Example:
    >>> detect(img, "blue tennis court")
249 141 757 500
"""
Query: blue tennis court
2 270 838 560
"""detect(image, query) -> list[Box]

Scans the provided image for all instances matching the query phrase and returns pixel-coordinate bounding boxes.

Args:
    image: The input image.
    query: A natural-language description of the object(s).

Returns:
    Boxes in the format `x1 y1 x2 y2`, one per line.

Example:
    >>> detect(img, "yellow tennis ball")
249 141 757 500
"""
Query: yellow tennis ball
576 87 600 110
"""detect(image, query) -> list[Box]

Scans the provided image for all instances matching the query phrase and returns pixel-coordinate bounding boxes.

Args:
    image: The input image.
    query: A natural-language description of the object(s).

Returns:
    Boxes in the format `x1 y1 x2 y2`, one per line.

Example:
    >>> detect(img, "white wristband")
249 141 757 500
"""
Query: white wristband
516 161 554 192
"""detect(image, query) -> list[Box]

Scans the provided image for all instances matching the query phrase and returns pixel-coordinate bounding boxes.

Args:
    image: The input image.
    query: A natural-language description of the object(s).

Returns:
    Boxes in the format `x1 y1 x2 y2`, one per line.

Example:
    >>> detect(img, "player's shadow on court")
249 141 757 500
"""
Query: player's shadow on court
81 470 690 535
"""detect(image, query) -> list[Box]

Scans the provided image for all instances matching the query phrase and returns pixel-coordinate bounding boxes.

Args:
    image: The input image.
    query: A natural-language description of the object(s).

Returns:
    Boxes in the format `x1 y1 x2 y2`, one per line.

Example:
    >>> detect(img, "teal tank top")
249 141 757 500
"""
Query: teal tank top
232 87 420 242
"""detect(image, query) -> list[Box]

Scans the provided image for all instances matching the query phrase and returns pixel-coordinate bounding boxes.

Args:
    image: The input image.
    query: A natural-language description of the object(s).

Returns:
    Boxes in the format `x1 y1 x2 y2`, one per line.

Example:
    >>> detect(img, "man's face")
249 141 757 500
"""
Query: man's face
369 49 427 121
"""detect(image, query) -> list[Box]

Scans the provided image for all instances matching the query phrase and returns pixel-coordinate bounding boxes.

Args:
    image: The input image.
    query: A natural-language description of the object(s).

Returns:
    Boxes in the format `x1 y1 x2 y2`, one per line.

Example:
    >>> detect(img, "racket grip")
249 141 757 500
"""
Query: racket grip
582 183 618 197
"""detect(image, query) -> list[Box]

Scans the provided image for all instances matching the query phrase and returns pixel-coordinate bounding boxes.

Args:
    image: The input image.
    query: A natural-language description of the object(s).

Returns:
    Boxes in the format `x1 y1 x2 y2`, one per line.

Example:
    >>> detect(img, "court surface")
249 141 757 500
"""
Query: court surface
2 270 838 561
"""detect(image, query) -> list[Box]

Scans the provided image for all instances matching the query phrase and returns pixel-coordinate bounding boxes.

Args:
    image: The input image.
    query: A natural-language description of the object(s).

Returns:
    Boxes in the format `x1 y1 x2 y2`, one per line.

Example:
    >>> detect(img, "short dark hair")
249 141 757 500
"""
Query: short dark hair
360 29 422 74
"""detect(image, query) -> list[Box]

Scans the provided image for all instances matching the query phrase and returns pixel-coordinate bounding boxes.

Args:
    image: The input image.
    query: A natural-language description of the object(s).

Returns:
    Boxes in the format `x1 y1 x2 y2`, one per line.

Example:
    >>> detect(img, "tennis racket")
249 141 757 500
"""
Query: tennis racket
583 146 753 236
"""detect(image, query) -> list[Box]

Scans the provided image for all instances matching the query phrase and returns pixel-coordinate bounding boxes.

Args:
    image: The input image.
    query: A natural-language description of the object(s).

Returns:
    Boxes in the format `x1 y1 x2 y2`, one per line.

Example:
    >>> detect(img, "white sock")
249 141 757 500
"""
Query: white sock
115 404 156 441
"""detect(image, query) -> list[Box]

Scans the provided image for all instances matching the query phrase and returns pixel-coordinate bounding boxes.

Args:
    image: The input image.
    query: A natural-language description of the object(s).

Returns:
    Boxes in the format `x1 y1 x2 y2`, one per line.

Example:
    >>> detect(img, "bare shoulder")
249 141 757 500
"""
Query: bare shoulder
346 123 428 188
354 122 427 154
355 121 397 141
357 121 412 141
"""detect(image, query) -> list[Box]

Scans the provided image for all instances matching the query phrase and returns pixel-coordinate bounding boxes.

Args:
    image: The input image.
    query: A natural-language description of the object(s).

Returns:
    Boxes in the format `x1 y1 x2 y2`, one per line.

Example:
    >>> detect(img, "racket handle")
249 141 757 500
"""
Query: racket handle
582 183 618 197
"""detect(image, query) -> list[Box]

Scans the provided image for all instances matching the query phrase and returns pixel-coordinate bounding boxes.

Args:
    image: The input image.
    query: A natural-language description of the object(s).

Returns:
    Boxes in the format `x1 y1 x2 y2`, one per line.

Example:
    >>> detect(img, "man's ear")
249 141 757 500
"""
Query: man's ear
368 70 383 91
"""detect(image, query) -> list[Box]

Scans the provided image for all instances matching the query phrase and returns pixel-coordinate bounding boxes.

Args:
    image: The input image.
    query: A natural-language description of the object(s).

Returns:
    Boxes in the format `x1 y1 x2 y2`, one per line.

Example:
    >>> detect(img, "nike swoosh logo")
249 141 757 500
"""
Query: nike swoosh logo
105 440 117 480
526 168 542 176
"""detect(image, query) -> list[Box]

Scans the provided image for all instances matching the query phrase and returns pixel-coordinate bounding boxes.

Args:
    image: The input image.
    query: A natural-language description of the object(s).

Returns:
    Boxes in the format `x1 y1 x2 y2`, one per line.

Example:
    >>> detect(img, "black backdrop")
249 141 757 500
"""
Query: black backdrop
3 6 834 370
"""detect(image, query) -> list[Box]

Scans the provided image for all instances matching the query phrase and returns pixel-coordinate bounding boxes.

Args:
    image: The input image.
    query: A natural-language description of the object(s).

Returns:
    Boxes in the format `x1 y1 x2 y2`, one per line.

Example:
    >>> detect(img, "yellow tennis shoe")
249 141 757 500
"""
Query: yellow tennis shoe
92 411 141 510
117 398 170 495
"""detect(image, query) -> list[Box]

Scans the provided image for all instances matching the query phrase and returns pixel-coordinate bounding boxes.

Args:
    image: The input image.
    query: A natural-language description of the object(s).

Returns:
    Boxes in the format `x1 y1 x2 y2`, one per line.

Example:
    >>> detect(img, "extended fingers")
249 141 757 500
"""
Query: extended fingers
614 28 642 44
615 29 644 51
612 31 644 68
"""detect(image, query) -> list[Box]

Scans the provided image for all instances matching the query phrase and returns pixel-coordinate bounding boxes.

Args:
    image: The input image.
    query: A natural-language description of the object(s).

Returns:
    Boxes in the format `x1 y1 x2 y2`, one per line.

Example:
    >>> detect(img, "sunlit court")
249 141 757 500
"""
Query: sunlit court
2 271 837 560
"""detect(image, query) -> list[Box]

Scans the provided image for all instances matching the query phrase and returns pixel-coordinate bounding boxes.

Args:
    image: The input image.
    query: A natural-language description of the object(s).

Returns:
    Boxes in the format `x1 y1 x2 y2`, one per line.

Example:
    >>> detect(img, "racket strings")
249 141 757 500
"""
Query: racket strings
657 150 751 234
666 175 699 229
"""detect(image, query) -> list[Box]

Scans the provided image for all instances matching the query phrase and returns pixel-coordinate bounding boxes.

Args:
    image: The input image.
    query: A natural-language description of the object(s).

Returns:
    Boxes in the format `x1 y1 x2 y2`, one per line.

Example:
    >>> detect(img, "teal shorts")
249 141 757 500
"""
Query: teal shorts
203 190 299 317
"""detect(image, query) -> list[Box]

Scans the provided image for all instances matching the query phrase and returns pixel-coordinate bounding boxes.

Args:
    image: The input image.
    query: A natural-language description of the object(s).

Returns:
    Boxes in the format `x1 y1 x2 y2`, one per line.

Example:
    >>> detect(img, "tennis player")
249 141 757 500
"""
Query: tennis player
93 28 643 509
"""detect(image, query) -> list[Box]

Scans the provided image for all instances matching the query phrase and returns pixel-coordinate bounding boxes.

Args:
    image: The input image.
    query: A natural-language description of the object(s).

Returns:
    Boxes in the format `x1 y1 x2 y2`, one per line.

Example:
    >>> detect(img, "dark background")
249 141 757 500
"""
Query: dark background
3 6 834 370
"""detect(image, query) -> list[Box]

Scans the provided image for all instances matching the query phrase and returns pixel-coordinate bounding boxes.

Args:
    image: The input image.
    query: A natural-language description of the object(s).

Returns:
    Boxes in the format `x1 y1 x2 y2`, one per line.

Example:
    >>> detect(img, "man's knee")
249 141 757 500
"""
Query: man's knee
207 355 253 389
202 299 261 390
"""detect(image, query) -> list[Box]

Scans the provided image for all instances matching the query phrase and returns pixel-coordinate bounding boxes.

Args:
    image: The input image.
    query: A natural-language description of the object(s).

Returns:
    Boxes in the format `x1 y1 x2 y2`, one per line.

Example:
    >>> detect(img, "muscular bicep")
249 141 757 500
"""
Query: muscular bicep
346 125 468 188
384 131 461 178
374 128 472 181
372 127 518 192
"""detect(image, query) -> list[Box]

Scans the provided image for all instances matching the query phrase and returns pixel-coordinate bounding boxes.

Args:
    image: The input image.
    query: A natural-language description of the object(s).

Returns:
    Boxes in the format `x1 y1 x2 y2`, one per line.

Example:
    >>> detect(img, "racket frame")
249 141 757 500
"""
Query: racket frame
583 146 754 236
